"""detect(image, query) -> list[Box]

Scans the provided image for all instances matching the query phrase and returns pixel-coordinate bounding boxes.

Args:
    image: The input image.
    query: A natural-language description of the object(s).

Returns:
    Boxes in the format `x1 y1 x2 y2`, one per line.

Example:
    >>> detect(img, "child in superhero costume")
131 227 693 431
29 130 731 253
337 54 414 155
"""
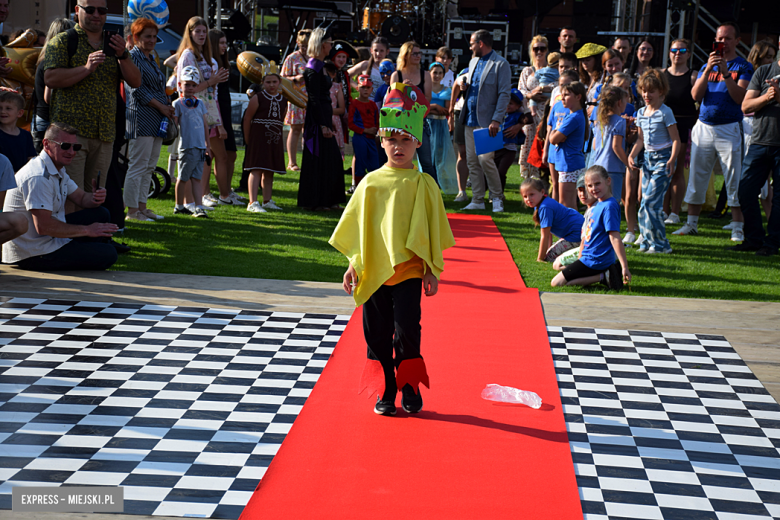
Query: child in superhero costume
329 83 455 416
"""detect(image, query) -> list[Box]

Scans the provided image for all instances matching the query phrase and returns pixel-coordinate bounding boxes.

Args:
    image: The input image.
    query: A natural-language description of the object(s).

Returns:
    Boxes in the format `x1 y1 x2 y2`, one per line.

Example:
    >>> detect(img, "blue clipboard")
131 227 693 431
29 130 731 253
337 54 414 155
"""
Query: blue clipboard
473 127 505 156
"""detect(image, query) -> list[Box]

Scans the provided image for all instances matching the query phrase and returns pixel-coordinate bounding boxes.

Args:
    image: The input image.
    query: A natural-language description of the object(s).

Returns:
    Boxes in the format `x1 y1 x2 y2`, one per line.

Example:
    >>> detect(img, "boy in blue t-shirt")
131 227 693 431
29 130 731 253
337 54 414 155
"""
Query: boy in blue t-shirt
494 89 532 190
172 66 211 218
373 60 395 108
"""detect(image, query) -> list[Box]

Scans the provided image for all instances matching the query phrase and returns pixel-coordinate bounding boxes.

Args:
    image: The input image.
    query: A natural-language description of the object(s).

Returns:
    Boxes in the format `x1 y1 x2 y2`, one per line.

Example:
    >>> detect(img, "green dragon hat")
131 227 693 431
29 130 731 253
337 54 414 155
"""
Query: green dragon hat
378 83 429 143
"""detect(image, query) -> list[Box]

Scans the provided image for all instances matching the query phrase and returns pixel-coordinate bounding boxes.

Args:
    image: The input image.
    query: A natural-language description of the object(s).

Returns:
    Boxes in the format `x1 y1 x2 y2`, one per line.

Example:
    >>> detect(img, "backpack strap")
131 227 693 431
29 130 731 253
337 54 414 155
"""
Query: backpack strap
66 27 78 66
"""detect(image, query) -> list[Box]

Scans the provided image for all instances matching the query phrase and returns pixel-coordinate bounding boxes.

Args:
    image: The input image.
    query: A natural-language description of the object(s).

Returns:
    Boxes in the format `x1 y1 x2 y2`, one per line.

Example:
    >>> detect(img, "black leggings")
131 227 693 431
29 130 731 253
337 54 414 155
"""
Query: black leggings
494 148 516 191
362 278 422 396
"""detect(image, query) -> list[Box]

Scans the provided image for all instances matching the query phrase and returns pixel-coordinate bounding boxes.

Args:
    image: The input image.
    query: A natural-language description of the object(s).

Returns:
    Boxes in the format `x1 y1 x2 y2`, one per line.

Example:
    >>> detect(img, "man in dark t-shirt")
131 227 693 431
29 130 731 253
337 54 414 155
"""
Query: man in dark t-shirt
735 48 780 256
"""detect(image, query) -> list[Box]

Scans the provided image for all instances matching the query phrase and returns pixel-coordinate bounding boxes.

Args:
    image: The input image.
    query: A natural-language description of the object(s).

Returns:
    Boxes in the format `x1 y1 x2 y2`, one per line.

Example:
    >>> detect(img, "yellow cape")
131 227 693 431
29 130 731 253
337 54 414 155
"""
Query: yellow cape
329 165 456 307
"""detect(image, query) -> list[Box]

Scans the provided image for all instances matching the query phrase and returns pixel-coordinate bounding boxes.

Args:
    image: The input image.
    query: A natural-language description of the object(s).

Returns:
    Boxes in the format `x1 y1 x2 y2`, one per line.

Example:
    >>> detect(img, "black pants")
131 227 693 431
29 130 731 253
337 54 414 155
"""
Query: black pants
17 207 118 271
739 143 780 250
362 278 422 397
494 148 516 192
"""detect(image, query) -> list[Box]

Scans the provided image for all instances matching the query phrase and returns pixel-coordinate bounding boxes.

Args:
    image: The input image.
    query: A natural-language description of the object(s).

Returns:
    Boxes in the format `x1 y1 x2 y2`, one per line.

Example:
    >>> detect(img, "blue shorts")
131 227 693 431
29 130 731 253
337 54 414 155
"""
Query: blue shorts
178 148 205 182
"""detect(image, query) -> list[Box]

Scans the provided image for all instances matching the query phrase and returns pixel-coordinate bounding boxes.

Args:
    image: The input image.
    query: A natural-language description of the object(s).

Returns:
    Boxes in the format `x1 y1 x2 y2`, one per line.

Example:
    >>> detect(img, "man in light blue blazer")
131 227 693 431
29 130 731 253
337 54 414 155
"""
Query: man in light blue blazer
461 29 512 213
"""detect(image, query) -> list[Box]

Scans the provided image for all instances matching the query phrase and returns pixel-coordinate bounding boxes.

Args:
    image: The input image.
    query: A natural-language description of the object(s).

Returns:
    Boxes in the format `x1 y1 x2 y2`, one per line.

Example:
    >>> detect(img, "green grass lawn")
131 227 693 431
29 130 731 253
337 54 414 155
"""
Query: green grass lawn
111 148 779 302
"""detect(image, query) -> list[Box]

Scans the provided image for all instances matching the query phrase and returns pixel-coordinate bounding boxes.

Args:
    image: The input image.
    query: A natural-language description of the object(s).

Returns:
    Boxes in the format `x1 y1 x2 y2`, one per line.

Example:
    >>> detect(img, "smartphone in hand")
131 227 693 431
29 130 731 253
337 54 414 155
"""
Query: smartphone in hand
103 30 118 57
712 41 725 57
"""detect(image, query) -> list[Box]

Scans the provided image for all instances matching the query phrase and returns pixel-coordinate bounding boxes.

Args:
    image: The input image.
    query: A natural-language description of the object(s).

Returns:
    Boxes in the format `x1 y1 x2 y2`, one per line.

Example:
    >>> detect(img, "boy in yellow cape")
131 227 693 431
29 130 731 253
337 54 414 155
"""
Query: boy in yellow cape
329 83 455 416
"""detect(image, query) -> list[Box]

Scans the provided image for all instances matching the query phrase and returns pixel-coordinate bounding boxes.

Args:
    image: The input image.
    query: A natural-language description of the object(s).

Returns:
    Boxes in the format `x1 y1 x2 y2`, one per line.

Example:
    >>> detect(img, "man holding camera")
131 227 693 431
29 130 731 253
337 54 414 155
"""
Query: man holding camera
43 0 140 213
674 22 752 242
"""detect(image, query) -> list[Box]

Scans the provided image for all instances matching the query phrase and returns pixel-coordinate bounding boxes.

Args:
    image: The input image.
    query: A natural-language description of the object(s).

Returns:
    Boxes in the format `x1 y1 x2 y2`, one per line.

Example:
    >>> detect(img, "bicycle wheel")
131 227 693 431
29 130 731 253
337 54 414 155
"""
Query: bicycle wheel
147 173 161 199
154 166 172 195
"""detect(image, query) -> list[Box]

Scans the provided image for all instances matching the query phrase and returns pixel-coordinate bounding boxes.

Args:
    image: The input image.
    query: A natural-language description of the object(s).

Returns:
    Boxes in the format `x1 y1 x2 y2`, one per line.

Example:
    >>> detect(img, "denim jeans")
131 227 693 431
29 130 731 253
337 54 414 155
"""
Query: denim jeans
638 148 673 251
415 120 437 184
609 172 625 203
352 133 380 180
739 143 780 250
16 207 118 271
32 115 49 153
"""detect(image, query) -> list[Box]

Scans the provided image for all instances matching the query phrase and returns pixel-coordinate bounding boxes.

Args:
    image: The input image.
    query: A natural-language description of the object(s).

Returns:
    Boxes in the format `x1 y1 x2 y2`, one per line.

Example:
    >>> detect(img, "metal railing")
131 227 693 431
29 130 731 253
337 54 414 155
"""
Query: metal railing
696 4 749 59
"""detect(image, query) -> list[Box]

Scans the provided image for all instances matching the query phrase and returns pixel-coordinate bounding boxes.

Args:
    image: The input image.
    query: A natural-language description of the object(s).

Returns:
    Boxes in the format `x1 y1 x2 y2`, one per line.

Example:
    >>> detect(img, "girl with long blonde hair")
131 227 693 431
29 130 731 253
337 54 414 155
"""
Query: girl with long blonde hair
390 41 436 181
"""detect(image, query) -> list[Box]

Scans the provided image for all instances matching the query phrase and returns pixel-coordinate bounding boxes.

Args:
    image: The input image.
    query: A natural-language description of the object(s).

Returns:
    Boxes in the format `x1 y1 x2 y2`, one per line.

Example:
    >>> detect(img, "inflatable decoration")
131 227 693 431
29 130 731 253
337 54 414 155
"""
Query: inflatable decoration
237 51 307 109
0 29 41 128
128 0 170 28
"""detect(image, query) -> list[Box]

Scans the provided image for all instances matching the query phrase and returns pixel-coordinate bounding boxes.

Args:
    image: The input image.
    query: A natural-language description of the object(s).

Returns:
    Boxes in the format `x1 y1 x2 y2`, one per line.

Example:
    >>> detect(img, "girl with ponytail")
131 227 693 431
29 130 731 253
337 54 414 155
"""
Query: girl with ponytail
521 177 584 263
591 86 633 202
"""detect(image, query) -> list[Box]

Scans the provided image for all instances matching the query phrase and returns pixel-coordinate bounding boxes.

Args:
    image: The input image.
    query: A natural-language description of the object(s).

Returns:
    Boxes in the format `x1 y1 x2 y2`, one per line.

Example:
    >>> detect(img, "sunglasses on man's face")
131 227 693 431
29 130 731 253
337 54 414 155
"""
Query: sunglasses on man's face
78 5 109 15
48 139 83 152
670 48 688 54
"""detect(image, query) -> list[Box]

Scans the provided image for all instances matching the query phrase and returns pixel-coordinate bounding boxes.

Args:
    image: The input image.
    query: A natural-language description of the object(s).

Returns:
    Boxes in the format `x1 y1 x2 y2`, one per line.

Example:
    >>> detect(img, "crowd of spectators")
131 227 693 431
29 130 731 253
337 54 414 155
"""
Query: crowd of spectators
1 1 779 278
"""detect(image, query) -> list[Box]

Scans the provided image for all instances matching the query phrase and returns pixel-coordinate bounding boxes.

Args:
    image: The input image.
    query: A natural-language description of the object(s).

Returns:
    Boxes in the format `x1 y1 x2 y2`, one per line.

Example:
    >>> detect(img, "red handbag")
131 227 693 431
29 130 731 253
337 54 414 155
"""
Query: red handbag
526 133 546 169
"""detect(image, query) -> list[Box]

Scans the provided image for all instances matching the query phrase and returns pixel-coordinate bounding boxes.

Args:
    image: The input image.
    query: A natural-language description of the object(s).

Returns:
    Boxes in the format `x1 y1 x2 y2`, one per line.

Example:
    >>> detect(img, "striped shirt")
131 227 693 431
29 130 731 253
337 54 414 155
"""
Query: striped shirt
126 46 169 139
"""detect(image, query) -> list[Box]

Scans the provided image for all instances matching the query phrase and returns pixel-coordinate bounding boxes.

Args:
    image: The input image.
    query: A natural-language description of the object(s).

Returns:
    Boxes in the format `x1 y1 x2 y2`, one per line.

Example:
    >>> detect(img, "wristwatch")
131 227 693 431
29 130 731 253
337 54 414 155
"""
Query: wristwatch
117 52 128 60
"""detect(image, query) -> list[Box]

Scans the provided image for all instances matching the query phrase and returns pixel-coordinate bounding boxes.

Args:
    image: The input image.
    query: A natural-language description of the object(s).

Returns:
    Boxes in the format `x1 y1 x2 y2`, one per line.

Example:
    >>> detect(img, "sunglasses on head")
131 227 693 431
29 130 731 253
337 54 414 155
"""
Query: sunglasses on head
533 47 547 52
48 139 83 152
78 5 109 15
670 48 688 54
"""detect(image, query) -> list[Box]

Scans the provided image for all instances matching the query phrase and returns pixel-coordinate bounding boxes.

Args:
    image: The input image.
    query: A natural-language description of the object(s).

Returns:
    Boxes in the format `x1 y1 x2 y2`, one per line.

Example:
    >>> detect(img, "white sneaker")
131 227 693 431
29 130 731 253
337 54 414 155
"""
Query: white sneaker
645 247 673 254
664 213 680 224
662 211 668 221
454 192 469 202
672 223 698 235
262 199 283 211
202 193 218 207
492 198 504 213
197 204 215 211
231 189 247 201
622 232 636 245
463 201 486 210
722 221 736 231
219 194 245 206
125 211 153 222
247 201 267 213
229 192 246 205
634 234 645 246
731 228 744 242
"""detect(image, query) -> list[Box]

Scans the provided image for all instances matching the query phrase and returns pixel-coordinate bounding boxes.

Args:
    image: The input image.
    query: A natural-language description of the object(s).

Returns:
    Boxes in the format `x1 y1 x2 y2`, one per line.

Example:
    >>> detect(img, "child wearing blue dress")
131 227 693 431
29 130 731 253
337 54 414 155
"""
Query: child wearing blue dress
427 62 458 194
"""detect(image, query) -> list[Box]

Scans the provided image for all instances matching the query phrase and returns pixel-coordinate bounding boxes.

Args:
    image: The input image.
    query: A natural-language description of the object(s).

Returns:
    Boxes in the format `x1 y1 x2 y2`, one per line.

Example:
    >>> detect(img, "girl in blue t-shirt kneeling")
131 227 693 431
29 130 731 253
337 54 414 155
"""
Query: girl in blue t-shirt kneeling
551 166 631 290
521 178 584 263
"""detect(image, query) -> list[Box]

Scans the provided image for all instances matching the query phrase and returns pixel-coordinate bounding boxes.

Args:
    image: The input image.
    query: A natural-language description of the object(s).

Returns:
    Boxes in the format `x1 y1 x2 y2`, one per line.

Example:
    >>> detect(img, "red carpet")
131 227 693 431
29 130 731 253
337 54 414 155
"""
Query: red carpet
240 214 582 520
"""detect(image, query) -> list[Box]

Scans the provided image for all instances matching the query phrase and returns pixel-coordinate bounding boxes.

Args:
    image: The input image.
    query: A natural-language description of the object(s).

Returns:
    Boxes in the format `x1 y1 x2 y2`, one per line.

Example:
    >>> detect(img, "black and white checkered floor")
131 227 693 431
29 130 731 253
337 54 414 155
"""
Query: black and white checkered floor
1 299 779 519
0 298 348 518
550 326 780 520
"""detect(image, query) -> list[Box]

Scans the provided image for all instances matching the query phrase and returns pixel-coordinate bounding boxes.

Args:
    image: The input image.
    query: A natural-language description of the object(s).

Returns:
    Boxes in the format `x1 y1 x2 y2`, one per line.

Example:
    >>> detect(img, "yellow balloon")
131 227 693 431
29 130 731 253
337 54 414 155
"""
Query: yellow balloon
237 51 307 109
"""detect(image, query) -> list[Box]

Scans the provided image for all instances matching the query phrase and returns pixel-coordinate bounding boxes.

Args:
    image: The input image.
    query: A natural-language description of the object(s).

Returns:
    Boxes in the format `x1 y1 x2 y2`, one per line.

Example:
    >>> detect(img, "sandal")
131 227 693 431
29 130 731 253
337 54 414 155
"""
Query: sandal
287 164 300 171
